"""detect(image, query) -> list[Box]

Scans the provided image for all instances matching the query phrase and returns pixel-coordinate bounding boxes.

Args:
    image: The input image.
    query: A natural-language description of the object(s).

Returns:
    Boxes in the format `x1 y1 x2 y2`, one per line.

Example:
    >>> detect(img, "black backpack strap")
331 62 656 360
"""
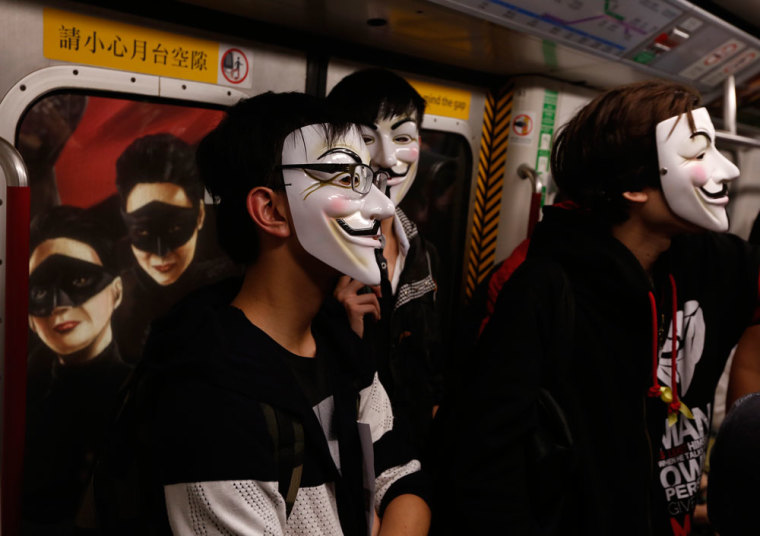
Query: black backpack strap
259 402 304 519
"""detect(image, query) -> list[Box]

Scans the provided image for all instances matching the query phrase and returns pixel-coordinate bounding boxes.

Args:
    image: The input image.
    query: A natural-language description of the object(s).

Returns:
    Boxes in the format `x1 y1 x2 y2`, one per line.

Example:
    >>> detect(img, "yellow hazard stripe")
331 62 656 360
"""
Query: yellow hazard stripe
464 82 514 299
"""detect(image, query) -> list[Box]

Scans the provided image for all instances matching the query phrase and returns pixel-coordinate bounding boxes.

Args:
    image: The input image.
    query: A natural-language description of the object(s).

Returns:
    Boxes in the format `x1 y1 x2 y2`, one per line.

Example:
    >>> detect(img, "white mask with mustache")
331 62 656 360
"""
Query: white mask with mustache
282 124 395 285
360 114 420 206
656 107 739 232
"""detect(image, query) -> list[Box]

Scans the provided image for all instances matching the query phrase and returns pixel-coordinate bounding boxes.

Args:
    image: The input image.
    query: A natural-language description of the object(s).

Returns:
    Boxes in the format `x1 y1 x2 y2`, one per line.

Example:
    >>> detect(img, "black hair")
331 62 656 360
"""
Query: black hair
115 133 204 209
327 68 426 126
29 205 117 273
196 91 353 264
550 80 701 227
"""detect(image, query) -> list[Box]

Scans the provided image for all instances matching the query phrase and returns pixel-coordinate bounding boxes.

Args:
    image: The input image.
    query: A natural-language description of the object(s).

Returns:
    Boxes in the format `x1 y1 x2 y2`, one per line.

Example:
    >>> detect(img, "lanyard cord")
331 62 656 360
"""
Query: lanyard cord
647 275 682 416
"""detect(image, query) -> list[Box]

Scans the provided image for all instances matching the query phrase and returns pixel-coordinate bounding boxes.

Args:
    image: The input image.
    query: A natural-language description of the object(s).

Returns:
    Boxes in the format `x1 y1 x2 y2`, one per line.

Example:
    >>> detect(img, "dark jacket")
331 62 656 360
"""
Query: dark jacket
133 278 427 535
23 341 132 532
436 205 760 535
112 256 240 364
366 208 443 457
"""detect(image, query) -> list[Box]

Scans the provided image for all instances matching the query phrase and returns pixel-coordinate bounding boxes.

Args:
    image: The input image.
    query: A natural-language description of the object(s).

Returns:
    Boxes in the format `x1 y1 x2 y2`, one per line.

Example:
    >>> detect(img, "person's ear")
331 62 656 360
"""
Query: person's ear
28 315 37 333
622 191 649 204
197 202 206 230
246 187 291 238
111 276 123 310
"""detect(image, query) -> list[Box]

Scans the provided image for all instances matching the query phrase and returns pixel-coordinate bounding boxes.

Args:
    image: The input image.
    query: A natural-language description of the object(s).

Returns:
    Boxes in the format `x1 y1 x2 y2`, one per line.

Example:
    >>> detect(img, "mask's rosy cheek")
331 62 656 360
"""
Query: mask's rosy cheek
688 164 708 187
324 196 360 217
397 145 420 163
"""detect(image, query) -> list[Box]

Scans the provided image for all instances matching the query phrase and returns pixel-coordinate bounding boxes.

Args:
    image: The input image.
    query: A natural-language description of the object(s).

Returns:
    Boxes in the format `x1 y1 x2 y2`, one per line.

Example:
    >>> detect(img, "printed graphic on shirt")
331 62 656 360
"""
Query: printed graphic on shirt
657 300 705 395
654 300 709 535
658 403 710 512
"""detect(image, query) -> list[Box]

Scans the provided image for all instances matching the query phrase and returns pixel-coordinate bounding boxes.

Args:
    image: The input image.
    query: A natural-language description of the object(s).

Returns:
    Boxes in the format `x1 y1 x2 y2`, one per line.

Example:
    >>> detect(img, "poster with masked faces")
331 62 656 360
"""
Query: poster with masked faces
16 92 238 532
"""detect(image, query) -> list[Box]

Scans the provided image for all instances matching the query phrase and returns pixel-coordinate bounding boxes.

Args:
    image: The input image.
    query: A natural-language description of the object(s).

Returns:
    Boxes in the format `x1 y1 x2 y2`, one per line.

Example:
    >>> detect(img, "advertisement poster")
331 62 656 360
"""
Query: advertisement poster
17 92 237 531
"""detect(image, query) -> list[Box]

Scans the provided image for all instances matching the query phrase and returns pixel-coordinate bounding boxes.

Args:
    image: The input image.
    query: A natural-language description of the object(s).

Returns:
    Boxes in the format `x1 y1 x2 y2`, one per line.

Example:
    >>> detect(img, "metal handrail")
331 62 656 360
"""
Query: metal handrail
723 75 737 136
715 75 760 149
716 130 760 150
0 138 27 188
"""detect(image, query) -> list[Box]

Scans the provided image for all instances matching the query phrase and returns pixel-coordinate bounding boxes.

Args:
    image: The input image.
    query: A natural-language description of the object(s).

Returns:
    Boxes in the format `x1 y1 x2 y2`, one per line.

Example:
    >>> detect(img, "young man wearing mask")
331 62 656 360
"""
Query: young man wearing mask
137 92 430 535
436 80 760 535
328 69 444 459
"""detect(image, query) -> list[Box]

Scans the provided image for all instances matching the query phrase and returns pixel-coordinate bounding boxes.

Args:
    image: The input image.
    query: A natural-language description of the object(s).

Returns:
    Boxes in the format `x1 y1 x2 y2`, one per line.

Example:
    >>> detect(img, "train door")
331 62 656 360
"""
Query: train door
0 4 309 533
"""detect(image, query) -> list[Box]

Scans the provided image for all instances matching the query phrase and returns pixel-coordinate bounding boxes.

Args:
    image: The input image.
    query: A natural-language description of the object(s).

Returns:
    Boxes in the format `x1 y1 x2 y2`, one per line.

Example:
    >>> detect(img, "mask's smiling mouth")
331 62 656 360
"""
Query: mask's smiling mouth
332 218 383 248
380 163 411 186
698 182 729 202
336 219 380 236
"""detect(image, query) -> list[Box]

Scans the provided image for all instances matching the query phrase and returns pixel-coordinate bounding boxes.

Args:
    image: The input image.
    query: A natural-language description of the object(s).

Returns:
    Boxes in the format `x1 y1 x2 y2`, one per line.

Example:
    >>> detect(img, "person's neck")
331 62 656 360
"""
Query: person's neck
381 216 399 282
231 248 330 357
611 217 672 276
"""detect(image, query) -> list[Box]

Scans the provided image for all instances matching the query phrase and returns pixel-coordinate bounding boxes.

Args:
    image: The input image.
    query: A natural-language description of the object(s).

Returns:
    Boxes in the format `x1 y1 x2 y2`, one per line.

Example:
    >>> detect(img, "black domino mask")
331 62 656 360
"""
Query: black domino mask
121 201 198 257
29 254 115 317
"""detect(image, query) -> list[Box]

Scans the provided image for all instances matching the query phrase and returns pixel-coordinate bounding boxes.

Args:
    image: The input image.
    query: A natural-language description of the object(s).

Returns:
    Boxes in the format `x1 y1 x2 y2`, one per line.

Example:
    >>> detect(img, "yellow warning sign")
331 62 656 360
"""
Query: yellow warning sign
408 79 471 120
43 7 218 83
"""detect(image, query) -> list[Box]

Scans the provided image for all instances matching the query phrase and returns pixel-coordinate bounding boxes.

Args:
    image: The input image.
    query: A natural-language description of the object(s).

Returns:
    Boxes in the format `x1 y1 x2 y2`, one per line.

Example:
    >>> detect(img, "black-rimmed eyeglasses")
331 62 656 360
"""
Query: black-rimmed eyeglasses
279 163 389 195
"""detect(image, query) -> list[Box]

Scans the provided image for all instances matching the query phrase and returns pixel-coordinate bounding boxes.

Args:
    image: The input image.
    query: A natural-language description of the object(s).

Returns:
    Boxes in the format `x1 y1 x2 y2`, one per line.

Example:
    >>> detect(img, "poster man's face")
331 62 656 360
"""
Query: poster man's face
656 107 740 232
28 237 121 359
360 114 420 206
282 124 395 285
124 182 205 286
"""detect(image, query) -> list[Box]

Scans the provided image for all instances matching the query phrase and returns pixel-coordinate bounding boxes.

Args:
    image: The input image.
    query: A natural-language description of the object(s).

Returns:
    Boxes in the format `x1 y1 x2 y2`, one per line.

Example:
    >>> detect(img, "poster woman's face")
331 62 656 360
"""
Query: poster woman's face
28 237 122 362
282 124 395 285
656 107 740 232
360 114 420 206
124 182 205 286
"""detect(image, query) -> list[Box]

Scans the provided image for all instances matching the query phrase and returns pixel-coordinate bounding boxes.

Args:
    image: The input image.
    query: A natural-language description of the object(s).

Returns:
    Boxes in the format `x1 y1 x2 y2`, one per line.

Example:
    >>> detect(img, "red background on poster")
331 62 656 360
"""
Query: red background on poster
54 96 225 207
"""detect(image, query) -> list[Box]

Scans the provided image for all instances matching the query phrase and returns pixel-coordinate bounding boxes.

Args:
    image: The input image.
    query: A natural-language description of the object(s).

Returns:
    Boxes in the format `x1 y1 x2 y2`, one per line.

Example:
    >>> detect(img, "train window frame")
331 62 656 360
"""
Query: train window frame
0 64 247 534
0 65 246 173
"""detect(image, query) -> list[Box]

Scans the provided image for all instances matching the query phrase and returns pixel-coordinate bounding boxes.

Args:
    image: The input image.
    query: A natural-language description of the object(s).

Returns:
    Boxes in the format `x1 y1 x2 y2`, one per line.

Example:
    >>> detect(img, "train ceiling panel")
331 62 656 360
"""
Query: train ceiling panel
429 0 760 98
173 0 655 85
113 0 755 92
75 0 760 126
